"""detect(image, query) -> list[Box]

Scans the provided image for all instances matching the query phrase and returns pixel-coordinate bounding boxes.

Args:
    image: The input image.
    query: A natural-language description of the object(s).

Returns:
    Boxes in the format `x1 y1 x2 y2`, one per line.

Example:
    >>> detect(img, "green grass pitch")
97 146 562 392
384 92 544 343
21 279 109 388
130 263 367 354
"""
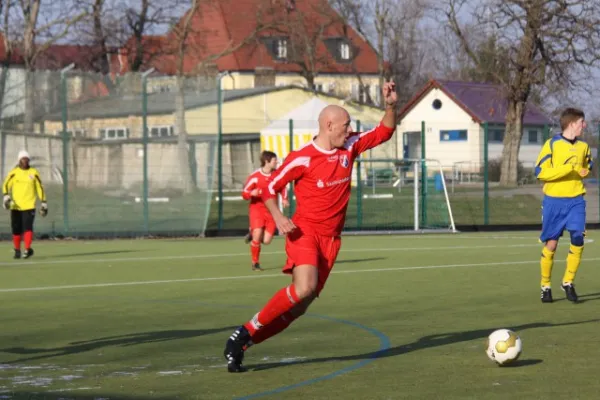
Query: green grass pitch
1 232 600 399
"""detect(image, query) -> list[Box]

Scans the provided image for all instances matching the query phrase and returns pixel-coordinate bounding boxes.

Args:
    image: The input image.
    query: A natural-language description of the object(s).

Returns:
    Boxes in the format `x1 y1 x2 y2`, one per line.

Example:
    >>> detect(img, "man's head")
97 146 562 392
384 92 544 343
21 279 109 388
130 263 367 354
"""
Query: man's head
560 107 586 138
260 150 278 171
317 105 352 149
17 150 30 169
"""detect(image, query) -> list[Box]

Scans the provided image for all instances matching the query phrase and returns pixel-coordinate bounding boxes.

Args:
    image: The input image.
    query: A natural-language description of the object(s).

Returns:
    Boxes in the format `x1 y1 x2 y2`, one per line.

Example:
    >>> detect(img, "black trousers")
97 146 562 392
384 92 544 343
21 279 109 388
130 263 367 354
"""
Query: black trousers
11 209 35 235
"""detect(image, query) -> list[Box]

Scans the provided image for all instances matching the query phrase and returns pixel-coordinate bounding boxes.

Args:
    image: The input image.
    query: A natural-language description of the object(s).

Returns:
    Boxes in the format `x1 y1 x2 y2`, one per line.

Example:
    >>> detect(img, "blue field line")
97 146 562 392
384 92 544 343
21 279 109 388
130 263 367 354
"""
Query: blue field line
234 313 391 400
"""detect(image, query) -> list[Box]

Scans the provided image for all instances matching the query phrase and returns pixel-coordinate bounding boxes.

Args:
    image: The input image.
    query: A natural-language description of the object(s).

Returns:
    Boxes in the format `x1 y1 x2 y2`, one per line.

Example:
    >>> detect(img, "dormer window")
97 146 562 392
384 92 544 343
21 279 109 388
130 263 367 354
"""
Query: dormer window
276 39 288 59
340 42 350 60
323 37 354 63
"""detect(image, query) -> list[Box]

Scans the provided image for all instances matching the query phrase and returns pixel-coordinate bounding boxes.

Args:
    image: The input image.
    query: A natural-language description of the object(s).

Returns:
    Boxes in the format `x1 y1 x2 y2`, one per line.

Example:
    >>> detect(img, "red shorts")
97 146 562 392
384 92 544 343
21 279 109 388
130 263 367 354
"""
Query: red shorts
283 229 342 295
249 209 276 235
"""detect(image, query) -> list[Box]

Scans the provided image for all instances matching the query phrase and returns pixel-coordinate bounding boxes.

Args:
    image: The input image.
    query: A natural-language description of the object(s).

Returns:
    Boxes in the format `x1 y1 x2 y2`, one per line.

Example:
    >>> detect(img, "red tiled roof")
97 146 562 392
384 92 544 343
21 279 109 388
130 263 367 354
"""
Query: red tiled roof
132 0 379 75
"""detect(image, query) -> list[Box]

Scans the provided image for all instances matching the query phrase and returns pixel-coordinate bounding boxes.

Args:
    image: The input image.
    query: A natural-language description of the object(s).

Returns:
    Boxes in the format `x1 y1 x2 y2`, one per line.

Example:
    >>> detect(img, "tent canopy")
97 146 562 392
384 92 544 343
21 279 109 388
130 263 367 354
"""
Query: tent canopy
260 97 371 135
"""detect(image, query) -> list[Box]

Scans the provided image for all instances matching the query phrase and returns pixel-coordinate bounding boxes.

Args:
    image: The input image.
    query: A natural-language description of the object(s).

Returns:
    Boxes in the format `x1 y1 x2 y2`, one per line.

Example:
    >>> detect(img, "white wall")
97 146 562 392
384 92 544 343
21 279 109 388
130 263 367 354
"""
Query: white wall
399 87 548 172
398 88 481 172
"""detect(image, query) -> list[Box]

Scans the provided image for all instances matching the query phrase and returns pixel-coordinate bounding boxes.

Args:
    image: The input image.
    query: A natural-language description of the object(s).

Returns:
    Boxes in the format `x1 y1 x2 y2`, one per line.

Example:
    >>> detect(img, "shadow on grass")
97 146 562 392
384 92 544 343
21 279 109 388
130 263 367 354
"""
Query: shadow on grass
553 291 600 304
2 326 236 363
40 250 142 259
250 319 600 371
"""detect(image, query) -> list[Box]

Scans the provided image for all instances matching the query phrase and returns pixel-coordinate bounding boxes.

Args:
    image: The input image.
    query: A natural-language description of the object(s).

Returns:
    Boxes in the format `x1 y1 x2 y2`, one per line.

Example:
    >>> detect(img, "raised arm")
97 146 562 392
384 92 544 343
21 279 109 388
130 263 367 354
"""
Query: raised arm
346 81 398 157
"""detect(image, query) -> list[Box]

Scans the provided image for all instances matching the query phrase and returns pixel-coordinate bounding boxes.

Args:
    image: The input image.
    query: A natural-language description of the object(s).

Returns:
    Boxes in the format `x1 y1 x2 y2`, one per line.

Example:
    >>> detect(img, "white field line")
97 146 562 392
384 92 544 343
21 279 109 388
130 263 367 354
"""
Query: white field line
0 242 571 268
1 256 598 294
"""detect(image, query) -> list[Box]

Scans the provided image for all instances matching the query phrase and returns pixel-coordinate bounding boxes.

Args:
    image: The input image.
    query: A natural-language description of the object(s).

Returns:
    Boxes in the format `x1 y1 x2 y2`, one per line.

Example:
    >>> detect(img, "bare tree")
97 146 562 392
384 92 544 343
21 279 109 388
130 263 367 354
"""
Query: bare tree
0 0 14 121
121 0 176 72
269 0 339 91
332 0 429 107
443 0 600 186
168 0 274 193
10 0 88 134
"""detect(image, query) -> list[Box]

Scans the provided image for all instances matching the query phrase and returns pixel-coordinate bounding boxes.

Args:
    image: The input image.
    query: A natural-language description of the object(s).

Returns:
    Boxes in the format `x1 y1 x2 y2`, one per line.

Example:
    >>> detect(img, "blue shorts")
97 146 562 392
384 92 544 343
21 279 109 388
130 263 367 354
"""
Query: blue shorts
540 195 586 242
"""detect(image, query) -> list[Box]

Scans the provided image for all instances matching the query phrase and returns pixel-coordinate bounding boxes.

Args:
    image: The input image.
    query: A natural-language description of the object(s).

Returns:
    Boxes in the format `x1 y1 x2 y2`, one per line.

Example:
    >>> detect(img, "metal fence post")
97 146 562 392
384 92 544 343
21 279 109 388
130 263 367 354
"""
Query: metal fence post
141 68 154 234
60 63 74 235
420 121 427 227
356 120 362 229
483 122 489 225
288 118 295 217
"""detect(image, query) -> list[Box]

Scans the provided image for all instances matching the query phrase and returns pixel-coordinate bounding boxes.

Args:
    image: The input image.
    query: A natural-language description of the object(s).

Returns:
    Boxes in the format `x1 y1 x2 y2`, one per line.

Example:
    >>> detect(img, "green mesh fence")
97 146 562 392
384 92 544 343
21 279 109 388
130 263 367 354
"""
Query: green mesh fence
0 68 218 238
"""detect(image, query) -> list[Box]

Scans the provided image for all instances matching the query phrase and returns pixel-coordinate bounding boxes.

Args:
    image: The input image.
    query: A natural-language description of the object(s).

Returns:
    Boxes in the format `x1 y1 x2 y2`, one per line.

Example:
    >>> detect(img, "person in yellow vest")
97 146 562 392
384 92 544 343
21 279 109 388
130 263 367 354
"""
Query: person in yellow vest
2 150 47 259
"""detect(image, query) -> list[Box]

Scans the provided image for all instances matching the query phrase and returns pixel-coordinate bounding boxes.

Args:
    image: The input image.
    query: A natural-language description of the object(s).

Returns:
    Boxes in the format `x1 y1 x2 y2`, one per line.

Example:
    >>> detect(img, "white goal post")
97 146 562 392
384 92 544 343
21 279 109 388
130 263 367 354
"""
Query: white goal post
345 157 458 234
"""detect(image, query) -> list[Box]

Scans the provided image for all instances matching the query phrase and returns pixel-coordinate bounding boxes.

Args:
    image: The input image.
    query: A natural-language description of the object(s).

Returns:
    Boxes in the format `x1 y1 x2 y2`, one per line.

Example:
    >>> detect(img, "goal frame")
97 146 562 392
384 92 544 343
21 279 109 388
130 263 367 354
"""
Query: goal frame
344 157 458 235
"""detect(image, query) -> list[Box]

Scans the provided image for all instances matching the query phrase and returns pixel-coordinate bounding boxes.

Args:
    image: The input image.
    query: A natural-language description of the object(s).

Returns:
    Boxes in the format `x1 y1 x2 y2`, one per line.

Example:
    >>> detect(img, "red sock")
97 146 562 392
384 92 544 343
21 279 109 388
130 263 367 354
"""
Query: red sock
12 234 21 250
249 311 298 345
23 231 33 249
250 240 261 264
244 284 300 336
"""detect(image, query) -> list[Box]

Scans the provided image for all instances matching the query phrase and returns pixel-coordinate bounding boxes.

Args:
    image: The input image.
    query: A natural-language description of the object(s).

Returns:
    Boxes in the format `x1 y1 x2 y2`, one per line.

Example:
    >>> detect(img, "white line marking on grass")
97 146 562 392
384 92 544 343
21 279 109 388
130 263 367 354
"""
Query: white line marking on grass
0 242 561 268
2 256 599 294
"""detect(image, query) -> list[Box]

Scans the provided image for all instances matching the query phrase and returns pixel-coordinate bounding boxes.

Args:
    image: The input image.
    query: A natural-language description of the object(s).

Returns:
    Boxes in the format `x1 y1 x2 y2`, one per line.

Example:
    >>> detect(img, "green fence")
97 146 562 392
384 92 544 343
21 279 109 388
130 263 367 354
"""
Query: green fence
1 66 598 238
0 68 220 238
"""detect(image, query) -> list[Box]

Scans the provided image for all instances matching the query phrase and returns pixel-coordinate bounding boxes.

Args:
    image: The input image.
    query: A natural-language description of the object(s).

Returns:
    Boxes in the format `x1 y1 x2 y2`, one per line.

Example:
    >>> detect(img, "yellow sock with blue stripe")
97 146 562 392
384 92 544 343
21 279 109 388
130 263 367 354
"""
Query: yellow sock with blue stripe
540 247 554 287
563 244 583 284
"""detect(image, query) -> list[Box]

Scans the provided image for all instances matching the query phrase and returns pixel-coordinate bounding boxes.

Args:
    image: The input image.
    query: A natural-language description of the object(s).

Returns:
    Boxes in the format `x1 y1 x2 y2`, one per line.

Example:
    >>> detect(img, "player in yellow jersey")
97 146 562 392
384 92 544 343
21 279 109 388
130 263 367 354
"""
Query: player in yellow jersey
535 108 592 303
2 150 48 259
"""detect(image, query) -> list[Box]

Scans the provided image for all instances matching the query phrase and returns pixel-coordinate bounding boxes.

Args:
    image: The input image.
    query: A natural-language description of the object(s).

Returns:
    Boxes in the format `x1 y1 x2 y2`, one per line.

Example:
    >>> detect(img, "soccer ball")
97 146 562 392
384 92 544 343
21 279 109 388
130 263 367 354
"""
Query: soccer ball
485 329 522 366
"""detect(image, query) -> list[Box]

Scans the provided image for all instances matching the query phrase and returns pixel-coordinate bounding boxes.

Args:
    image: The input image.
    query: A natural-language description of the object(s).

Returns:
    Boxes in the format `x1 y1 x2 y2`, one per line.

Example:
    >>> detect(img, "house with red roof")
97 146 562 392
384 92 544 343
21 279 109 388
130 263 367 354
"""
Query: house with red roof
116 0 382 104
397 79 555 175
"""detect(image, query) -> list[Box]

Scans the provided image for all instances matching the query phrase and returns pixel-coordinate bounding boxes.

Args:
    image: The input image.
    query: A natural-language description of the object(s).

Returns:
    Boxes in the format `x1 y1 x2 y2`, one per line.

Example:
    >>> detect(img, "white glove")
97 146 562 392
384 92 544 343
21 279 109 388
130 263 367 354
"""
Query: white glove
40 201 48 217
3 195 10 210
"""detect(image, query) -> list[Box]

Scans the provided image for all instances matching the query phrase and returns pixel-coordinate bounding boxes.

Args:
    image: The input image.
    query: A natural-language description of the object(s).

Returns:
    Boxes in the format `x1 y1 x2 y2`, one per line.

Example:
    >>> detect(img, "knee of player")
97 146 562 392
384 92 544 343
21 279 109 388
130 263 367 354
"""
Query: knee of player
570 231 585 247
294 282 318 300
262 237 272 245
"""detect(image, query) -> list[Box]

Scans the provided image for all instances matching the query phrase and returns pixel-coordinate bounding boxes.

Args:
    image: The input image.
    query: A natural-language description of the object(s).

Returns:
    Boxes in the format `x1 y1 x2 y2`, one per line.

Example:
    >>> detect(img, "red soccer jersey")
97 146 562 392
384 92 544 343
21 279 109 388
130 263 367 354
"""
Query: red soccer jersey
242 168 288 214
263 123 396 236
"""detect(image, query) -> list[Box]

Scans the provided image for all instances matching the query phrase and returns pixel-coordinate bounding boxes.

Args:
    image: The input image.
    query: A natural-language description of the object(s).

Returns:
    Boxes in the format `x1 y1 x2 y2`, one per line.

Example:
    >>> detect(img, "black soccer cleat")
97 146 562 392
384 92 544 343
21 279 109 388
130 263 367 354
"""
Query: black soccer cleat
252 263 263 272
13 249 21 259
561 283 578 303
224 326 251 373
22 248 34 259
541 287 553 303
244 232 252 244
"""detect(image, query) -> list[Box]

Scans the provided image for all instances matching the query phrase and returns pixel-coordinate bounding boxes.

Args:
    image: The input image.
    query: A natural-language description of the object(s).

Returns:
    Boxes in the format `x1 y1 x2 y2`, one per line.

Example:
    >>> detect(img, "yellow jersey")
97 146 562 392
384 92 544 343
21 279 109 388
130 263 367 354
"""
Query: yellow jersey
534 134 593 198
2 166 46 210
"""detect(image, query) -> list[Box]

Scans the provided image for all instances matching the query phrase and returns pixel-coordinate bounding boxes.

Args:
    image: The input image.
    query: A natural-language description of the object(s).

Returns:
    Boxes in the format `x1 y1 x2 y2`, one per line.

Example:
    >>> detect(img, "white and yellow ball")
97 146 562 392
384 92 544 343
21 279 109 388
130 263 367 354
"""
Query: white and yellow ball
485 329 522 366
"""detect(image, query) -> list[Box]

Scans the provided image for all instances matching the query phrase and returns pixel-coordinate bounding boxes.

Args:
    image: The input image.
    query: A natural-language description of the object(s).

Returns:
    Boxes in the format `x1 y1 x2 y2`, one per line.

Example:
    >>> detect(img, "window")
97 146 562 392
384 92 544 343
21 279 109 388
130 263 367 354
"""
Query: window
440 130 467 142
432 99 442 110
489 128 504 143
99 127 129 140
359 84 370 103
56 129 85 138
527 129 539 144
276 39 287 59
313 83 324 92
340 42 350 60
149 125 174 137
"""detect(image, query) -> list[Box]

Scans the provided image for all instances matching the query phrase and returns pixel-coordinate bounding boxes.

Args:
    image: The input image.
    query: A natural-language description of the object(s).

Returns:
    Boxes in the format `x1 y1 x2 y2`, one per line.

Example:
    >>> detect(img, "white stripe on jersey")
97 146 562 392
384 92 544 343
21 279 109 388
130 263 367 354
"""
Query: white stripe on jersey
343 126 378 151
268 156 310 195
243 177 258 192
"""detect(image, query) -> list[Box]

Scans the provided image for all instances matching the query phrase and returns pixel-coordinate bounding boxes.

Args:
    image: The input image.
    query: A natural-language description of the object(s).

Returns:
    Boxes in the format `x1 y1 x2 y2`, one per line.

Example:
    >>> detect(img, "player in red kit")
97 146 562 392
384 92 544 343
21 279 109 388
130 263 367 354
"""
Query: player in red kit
241 151 289 271
224 81 398 372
